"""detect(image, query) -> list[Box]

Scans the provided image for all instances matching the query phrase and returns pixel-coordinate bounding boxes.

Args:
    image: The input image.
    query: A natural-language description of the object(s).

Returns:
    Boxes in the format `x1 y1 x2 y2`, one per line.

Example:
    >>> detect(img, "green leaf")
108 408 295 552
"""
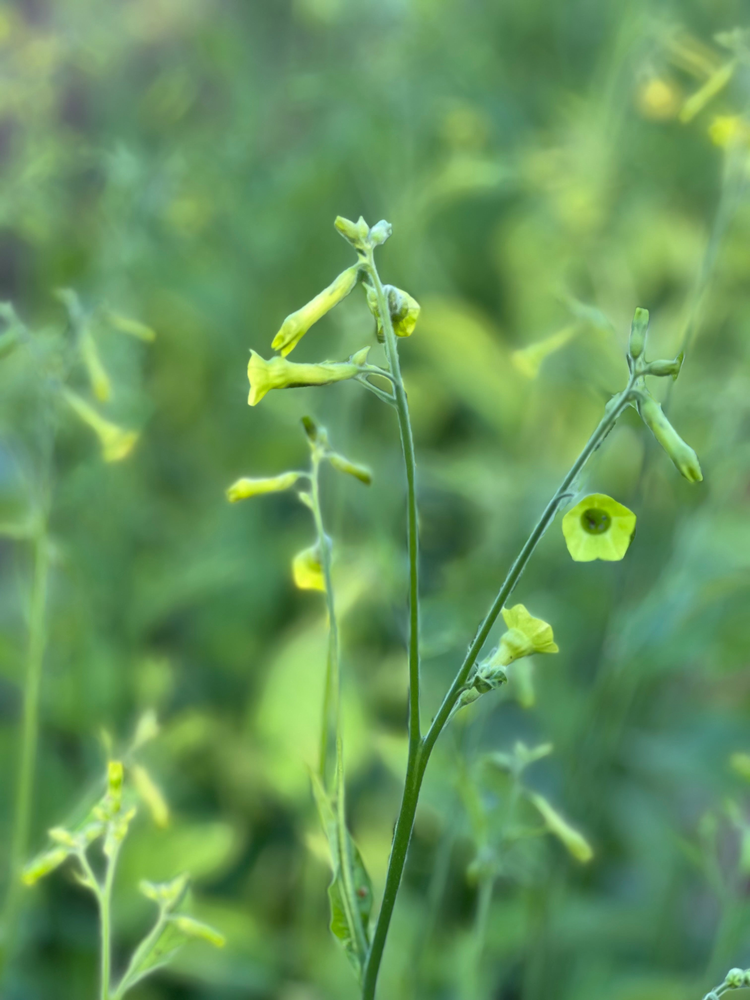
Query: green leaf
310 745 372 979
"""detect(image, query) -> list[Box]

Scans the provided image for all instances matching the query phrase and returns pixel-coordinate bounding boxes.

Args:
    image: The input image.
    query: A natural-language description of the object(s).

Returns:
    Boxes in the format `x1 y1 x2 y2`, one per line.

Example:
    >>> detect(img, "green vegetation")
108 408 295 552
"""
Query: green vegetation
1 3 750 999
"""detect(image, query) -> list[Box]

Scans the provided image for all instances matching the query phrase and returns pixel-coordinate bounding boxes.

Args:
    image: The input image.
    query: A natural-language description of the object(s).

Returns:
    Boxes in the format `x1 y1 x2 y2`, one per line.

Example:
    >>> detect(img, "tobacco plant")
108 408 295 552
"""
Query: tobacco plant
228 215 705 998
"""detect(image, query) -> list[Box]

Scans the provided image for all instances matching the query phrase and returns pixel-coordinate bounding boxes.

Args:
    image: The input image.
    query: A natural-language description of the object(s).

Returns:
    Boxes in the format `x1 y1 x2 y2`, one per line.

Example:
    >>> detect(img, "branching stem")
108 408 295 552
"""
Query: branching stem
361 369 637 999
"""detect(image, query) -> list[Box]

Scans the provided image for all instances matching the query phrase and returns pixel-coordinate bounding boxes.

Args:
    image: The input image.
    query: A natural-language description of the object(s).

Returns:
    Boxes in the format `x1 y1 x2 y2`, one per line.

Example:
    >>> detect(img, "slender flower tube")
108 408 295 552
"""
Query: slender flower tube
63 390 139 463
226 472 300 502
247 349 369 406
271 265 360 357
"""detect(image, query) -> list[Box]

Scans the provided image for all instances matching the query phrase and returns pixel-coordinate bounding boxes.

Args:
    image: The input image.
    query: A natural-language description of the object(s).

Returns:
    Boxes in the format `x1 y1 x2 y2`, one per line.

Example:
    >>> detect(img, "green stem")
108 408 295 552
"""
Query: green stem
312 450 341 786
361 377 636 1000
364 255 421 749
112 906 168 999
2 527 50 959
468 875 495 1000
99 844 120 1000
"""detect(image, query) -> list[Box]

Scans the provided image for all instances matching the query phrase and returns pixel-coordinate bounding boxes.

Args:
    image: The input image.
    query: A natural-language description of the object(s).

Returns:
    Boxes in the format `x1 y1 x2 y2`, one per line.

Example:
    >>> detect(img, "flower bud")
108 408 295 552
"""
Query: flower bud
628 307 649 360
334 215 370 249
637 392 703 483
171 915 226 948
644 354 683 379
327 453 372 485
226 472 300 502
368 220 393 247
107 760 124 811
528 792 593 863
22 847 69 885
132 764 170 828
80 331 112 402
271 265 360 357
725 969 745 988
105 310 156 341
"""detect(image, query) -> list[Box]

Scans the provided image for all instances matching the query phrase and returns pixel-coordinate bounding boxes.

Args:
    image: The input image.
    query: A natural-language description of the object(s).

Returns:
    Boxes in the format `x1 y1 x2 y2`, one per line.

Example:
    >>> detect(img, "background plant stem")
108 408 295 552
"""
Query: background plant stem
311 449 341 785
2 526 50 967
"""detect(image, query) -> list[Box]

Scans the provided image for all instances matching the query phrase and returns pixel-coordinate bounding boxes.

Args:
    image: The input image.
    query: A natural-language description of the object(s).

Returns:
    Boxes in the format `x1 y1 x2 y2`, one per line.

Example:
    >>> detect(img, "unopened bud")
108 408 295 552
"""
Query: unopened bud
107 761 124 811
645 354 683 379
725 969 744 988
628 307 649 360
328 453 372 485
368 220 392 247
334 215 370 250
22 847 69 885
171 915 226 948
637 392 703 483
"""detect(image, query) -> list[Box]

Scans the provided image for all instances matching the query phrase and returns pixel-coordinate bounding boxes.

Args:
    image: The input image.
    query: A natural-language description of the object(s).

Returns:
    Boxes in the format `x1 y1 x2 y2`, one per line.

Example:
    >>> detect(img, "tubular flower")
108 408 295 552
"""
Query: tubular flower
271 265 360 357
636 392 703 483
63 390 139 463
247 348 369 406
562 493 636 562
226 472 300 503
495 604 559 663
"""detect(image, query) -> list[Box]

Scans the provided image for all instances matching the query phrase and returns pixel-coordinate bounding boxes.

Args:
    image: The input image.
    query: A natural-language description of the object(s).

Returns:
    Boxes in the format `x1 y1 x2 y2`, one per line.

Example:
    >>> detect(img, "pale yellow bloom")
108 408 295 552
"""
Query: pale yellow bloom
562 493 636 562
247 349 368 406
63 390 139 463
292 544 325 591
365 284 421 342
271 265 360 357
226 472 300 502
494 604 559 665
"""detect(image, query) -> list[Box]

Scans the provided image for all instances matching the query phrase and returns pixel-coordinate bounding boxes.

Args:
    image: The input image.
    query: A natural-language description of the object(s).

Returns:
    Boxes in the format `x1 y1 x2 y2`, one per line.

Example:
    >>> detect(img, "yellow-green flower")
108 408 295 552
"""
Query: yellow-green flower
562 493 636 562
494 604 559 665
226 472 300 503
292 544 325 592
271 265 360 357
63 390 139 463
247 349 368 406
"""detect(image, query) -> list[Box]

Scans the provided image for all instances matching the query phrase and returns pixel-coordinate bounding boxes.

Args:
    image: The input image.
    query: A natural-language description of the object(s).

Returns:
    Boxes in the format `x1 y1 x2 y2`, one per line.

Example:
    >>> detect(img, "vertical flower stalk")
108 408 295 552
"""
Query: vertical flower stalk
2 525 50 965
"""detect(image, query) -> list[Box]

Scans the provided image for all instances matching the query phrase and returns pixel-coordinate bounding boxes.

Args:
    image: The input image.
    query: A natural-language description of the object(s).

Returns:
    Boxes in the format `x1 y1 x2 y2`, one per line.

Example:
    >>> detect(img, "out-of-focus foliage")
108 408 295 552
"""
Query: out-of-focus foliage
0 1 750 998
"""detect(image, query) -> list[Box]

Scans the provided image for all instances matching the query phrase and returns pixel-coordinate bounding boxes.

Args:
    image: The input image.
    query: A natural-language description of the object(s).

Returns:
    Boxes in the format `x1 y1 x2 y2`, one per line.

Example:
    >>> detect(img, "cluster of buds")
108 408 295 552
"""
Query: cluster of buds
245 216 420 408
703 968 750 1000
627 307 703 483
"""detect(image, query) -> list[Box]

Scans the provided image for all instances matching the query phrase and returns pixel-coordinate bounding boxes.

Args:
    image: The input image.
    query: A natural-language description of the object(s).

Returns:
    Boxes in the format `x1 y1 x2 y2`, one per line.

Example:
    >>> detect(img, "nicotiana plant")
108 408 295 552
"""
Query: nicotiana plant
23 744 224 1000
0 292 152 977
228 215 704 999
0 295 223 997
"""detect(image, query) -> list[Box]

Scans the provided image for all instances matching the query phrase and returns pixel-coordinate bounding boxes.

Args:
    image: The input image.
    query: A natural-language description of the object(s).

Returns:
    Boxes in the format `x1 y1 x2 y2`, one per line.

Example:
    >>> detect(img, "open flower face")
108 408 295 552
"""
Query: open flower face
562 493 636 562
247 351 366 406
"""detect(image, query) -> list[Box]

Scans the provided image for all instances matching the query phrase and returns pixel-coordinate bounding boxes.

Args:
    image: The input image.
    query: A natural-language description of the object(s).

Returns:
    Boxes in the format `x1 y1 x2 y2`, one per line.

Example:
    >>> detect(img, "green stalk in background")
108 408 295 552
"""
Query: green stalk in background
1 524 50 967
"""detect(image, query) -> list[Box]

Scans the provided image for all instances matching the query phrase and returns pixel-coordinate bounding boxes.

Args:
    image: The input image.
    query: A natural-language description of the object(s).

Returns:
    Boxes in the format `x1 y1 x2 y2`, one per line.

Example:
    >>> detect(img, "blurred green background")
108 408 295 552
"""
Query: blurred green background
1 1 750 998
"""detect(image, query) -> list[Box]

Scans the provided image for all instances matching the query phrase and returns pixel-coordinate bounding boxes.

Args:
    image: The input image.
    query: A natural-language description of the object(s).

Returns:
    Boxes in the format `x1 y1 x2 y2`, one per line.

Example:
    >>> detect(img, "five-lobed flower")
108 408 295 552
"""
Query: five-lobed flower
562 493 636 562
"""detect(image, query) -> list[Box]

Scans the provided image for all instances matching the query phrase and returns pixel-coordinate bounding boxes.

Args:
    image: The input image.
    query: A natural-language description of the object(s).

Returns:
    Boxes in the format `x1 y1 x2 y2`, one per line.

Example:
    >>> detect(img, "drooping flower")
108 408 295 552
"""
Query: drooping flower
562 493 636 562
527 792 593 863
226 472 301 503
247 348 369 406
271 265 360 357
292 544 325 592
468 605 558 702
63 390 139 463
